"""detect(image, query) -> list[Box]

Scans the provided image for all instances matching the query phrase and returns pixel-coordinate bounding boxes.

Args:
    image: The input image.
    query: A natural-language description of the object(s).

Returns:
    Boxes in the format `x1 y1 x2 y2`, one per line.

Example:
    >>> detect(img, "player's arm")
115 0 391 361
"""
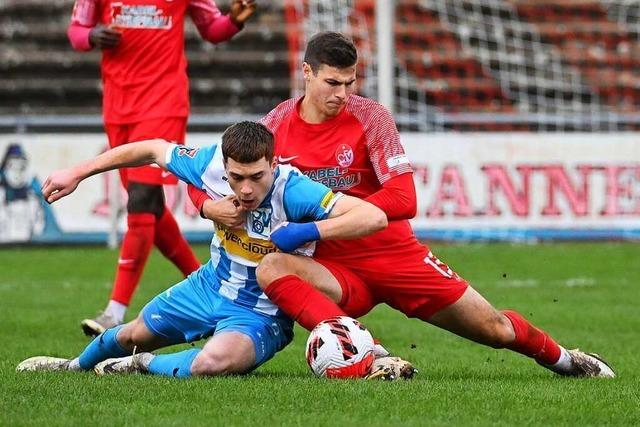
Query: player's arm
270 175 387 252
270 194 387 253
188 0 256 44
363 104 417 220
317 194 388 240
41 140 170 203
67 0 121 51
365 173 417 220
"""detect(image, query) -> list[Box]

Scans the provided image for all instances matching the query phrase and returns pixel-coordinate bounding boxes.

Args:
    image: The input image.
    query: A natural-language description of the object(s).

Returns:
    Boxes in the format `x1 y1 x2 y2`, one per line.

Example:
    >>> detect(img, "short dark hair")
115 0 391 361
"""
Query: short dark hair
303 31 357 73
221 121 274 164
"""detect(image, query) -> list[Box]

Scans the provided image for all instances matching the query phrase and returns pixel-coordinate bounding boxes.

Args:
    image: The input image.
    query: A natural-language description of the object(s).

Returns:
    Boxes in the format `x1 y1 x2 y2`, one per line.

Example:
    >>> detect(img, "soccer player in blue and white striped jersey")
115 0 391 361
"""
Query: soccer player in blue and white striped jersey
17 121 387 378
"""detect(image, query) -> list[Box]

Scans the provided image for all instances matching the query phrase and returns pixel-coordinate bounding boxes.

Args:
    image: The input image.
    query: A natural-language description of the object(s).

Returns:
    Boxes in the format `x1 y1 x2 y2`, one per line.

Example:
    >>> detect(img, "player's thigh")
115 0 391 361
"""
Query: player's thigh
257 252 343 302
104 122 131 187
426 286 514 347
141 276 218 345
127 117 187 185
215 309 294 372
360 246 468 319
314 257 378 318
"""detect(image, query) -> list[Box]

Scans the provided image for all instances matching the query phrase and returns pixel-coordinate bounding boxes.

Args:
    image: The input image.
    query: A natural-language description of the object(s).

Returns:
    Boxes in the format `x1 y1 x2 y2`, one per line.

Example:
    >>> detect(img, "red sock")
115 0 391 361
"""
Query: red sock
110 213 156 305
264 275 346 331
502 310 561 365
154 207 200 276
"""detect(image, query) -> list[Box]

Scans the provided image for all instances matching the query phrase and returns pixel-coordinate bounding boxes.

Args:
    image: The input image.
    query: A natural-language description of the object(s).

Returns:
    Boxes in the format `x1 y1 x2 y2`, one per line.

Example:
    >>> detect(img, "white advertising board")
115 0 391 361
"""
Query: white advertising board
0 132 638 244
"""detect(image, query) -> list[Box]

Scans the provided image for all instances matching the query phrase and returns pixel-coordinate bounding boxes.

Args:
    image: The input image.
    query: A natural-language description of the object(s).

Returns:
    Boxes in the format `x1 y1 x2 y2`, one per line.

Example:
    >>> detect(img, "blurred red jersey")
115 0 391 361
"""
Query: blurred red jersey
69 0 237 124
261 95 417 260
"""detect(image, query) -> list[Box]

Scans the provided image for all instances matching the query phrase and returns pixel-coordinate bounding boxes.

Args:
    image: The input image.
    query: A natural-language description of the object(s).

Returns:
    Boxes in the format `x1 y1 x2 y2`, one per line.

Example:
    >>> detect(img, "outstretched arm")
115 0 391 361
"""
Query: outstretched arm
42 140 170 203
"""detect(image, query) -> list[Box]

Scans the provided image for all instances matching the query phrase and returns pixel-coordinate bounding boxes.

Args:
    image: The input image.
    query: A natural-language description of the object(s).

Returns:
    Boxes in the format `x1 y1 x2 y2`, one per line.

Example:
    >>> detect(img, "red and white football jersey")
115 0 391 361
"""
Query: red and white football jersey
261 95 418 260
70 0 236 124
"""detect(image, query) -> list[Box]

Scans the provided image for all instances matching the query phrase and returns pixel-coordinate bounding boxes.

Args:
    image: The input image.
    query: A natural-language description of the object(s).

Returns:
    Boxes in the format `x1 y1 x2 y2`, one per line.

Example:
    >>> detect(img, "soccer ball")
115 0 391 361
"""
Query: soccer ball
305 316 375 378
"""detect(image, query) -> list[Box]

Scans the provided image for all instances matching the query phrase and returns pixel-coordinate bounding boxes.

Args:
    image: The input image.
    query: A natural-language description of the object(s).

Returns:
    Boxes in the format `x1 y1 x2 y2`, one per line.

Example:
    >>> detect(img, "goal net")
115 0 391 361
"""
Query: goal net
286 0 640 131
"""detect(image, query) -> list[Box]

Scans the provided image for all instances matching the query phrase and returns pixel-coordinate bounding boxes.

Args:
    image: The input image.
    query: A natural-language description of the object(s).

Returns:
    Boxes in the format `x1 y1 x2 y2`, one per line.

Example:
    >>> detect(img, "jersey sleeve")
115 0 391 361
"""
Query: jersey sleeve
188 0 240 44
164 144 217 188
349 98 413 184
366 105 412 183
282 173 342 222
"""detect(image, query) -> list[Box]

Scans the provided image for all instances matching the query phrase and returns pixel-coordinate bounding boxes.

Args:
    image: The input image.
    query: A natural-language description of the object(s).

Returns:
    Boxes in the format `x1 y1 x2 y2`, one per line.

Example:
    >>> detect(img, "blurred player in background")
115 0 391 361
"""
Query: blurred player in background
191 32 615 379
67 0 257 336
17 121 387 378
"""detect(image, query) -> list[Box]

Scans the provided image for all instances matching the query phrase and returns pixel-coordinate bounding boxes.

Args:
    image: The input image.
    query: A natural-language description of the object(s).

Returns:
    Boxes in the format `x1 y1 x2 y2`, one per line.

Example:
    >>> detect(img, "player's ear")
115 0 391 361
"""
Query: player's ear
270 157 277 170
302 62 312 81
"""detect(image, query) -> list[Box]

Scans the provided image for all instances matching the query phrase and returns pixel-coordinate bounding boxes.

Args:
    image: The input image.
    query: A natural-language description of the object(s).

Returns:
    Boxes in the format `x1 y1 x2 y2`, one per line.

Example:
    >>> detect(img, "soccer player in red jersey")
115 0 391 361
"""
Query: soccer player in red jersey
67 0 257 336
191 32 614 379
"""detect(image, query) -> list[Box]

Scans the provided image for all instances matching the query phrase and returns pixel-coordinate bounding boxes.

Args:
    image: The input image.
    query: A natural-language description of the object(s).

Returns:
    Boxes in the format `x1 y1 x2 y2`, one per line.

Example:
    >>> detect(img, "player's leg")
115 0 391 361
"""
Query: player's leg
424 286 613 377
93 273 222 376
371 246 614 377
16 315 171 373
256 252 375 330
256 253 414 380
114 301 294 378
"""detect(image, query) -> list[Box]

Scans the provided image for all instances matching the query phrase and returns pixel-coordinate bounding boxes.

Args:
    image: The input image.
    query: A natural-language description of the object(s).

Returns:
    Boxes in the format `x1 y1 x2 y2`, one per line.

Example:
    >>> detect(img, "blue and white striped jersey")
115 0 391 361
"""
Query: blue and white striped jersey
164 143 342 317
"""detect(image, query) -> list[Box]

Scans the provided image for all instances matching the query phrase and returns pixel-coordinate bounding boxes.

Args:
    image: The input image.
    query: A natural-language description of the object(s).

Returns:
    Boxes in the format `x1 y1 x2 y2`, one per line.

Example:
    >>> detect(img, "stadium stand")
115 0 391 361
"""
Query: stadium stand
0 0 290 119
1 0 639 131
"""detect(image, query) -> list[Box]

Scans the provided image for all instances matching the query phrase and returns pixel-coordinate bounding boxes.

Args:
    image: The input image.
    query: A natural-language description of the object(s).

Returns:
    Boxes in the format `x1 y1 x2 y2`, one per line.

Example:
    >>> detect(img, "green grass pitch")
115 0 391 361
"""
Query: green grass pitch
1 242 639 426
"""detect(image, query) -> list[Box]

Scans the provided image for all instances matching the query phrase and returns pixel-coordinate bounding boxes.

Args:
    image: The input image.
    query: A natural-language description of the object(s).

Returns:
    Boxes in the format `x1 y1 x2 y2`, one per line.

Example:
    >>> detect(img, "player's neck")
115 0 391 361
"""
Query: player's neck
299 97 334 124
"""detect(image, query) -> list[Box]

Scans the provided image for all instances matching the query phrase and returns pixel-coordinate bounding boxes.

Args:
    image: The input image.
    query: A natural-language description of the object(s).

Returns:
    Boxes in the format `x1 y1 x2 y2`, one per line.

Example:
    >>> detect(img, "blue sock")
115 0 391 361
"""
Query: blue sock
148 349 200 378
78 325 130 370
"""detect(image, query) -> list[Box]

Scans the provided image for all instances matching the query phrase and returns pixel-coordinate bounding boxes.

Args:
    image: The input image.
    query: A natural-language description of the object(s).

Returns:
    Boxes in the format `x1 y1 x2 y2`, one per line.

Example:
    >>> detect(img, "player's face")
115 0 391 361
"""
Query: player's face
225 157 276 210
304 62 357 119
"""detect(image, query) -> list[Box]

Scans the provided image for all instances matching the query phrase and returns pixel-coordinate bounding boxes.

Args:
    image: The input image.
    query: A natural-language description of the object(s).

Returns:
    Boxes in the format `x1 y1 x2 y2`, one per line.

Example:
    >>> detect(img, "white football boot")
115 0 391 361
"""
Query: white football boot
16 356 71 372
554 349 615 378
94 352 153 376
366 341 417 380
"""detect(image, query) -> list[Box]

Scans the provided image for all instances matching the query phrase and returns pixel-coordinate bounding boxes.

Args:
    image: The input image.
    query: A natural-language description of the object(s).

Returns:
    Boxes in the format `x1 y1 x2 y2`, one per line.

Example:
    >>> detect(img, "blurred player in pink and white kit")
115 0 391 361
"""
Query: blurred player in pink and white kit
67 0 257 336
191 32 615 379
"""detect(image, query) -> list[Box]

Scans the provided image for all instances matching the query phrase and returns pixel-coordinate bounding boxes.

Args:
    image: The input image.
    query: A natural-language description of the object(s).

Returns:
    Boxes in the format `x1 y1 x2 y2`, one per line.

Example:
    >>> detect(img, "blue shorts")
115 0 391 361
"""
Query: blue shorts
141 276 294 369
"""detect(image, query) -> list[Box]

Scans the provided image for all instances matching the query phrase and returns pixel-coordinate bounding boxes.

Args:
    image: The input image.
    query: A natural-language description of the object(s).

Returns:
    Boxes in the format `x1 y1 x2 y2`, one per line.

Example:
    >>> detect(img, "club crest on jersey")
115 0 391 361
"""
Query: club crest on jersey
335 144 354 168
176 147 199 158
249 208 272 238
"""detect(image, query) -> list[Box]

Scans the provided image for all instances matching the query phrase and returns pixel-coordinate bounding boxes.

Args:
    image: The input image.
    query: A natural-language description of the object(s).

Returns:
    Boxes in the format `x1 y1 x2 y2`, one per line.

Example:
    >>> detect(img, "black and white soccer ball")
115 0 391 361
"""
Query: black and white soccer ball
305 316 375 378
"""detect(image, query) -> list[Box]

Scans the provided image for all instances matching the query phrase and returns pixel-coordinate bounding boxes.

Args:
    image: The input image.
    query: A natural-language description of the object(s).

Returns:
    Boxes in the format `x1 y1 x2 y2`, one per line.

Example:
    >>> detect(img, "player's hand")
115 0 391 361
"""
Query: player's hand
41 169 82 204
270 221 320 253
89 25 122 49
229 0 257 26
202 195 246 228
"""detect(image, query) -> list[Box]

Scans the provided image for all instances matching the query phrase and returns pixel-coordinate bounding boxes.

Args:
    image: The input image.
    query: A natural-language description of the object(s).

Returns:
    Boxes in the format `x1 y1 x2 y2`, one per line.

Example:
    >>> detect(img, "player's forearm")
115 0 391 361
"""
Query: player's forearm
199 15 240 43
316 204 387 240
75 140 168 180
365 173 417 220
67 22 93 51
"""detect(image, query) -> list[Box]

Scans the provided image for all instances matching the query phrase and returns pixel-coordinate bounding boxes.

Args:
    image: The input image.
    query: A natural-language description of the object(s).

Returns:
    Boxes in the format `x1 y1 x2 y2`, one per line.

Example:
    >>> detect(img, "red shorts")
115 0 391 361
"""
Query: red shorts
315 242 468 321
104 117 187 187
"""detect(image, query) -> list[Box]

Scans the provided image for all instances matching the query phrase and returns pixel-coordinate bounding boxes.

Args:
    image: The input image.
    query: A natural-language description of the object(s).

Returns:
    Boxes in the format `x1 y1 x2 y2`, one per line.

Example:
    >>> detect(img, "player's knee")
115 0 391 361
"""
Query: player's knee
126 182 165 217
191 351 242 377
116 319 150 351
256 252 290 289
